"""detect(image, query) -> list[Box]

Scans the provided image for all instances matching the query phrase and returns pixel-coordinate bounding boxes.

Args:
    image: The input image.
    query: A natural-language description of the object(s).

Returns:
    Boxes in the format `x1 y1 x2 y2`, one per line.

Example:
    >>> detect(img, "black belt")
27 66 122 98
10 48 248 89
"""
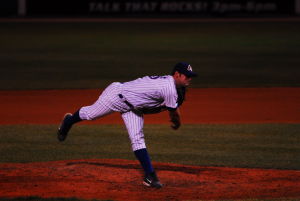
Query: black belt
118 94 134 109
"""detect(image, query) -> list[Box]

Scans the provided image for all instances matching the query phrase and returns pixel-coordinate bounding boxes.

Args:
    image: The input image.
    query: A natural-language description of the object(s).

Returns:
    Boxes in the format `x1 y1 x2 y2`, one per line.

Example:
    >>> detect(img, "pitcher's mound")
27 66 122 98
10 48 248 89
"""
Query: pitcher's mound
1 159 299 201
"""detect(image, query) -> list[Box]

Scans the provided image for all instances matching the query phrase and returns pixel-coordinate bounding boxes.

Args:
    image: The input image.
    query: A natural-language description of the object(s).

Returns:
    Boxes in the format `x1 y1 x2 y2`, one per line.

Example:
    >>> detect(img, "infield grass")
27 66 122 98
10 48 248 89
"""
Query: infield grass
0 124 299 170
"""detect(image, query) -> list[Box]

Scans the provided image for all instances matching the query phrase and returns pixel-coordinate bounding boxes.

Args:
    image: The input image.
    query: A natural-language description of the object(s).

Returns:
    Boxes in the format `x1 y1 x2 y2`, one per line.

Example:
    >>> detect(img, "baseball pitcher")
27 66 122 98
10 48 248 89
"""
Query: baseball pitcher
57 62 197 188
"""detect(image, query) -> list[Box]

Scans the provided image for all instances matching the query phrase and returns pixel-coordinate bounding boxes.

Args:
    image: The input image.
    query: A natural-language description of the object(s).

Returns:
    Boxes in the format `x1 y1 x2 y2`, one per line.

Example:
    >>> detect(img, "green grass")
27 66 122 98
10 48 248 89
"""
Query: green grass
0 124 299 170
0 21 300 89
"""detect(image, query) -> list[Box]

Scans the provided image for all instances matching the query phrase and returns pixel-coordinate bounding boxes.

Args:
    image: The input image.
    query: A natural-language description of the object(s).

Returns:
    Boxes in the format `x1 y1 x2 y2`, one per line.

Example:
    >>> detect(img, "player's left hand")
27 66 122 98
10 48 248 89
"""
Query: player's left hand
169 109 181 130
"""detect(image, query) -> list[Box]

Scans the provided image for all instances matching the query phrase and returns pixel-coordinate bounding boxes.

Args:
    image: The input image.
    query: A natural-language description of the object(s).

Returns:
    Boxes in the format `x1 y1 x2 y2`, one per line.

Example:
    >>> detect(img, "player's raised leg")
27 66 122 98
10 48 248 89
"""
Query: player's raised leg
57 82 127 142
57 99 114 142
122 110 163 188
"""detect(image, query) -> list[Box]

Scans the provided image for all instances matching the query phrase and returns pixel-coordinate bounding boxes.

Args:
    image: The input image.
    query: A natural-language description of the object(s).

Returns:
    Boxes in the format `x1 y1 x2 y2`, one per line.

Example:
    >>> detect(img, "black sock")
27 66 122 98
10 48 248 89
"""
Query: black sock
134 148 154 176
68 109 82 125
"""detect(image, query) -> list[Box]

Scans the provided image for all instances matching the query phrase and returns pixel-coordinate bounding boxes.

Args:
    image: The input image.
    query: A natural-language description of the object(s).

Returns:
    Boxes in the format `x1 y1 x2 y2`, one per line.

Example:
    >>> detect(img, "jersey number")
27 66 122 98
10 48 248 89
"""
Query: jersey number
149 76 167 79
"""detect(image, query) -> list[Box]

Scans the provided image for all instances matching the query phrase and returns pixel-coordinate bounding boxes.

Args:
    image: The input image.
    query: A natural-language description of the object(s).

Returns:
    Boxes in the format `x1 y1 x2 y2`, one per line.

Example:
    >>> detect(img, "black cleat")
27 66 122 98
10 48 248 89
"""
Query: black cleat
143 172 163 188
57 113 73 142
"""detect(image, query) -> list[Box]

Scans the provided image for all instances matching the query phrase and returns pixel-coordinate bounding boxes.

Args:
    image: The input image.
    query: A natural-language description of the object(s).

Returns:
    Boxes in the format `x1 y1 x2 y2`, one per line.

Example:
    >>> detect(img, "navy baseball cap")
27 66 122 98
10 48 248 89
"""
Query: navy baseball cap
172 62 197 77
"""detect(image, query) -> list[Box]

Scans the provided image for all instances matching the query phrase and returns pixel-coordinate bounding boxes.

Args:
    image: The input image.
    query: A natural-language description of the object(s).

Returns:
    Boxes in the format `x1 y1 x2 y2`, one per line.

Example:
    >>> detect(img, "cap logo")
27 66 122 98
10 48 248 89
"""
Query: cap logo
187 65 193 72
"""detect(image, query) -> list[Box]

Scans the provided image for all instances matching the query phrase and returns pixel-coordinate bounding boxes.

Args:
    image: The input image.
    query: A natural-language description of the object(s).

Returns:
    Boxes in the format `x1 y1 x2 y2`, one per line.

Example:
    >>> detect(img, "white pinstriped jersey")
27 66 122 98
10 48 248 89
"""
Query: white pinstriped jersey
79 75 178 151
121 75 178 110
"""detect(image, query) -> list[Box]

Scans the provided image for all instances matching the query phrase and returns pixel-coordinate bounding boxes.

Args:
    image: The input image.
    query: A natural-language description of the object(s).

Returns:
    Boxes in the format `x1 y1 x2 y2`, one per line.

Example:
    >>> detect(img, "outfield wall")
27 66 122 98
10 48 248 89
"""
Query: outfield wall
1 0 299 17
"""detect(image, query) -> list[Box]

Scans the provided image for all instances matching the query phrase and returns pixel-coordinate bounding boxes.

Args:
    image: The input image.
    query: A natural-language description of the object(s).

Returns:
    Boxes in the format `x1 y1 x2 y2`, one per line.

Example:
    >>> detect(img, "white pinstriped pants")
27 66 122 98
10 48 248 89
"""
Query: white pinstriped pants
79 82 146 151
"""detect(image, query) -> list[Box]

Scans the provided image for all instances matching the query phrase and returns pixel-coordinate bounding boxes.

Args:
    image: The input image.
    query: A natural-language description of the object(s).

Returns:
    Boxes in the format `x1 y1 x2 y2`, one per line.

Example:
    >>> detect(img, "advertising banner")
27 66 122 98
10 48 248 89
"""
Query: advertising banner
88 0 294 16
14 0 298 17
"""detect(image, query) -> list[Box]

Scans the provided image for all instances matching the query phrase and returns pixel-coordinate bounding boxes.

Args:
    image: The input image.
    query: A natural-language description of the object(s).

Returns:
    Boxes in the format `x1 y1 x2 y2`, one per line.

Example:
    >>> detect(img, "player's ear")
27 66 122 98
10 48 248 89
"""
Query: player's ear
174 71 180 77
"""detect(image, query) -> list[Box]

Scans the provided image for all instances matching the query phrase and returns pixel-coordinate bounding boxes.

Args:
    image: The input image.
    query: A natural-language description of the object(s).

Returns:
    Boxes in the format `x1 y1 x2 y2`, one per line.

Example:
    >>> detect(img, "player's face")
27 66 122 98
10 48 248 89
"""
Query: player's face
175 72 192 87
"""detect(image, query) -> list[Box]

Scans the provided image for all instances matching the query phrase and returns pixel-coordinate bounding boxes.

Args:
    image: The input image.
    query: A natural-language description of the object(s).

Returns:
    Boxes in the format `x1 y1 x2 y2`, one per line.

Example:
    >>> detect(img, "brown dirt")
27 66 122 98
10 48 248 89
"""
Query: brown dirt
1 159 300 201
0 88 300 125
0 87 300 200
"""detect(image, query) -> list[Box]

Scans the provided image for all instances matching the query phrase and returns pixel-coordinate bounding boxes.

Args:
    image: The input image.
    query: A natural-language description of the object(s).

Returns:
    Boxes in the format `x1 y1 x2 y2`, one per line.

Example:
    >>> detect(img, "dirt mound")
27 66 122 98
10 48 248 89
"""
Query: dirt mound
0 159 300 201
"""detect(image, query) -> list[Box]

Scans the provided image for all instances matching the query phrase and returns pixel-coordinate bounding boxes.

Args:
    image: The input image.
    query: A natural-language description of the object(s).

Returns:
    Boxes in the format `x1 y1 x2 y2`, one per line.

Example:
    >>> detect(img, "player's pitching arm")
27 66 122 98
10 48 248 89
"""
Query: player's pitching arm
168 108 181 130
